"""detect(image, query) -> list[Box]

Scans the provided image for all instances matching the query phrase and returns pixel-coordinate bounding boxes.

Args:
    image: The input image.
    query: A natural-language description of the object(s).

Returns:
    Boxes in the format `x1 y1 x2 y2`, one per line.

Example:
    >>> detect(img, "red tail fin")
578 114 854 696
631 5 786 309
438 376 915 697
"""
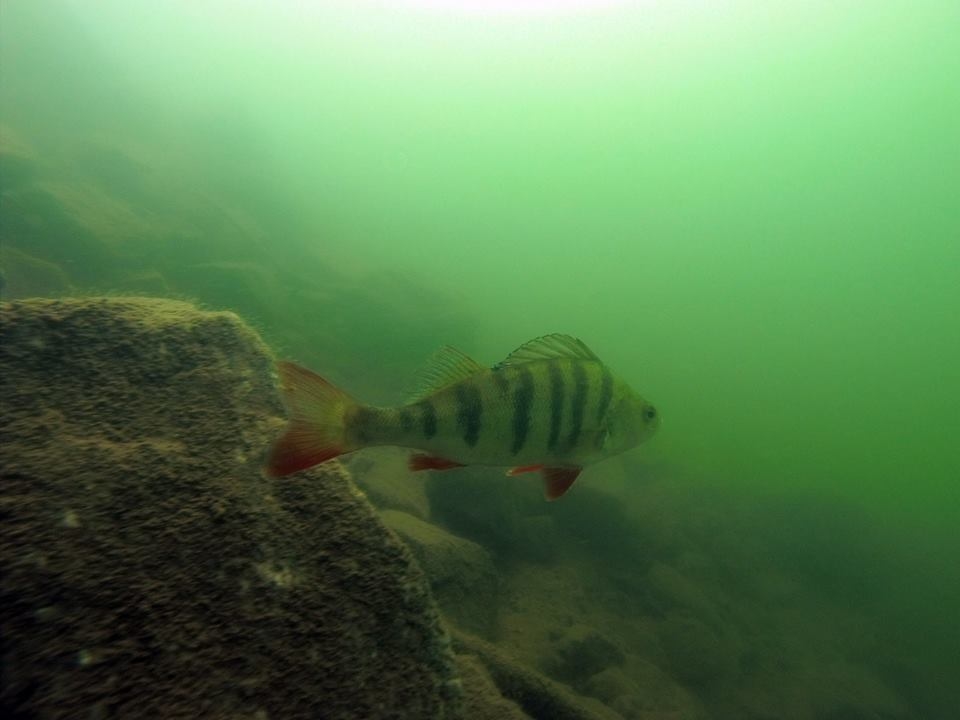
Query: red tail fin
265 361 357 477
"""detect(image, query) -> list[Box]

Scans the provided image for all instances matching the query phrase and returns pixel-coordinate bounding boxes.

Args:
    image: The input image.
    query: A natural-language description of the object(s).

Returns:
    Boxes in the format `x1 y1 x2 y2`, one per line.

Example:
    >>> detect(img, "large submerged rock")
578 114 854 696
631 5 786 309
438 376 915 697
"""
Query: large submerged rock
381 510 499 638
0 297 461 719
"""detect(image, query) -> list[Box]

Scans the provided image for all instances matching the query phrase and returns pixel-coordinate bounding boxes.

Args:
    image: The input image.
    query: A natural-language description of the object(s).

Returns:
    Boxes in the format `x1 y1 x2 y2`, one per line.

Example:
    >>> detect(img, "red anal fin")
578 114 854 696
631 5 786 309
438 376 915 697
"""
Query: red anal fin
506 464 545 476
408 453 466 472
542 467 582 501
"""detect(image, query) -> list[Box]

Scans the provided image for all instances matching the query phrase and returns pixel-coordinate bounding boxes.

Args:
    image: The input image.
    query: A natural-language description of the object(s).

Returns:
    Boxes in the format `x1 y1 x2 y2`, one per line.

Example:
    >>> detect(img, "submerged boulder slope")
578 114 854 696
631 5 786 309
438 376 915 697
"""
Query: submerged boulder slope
0 297 461 720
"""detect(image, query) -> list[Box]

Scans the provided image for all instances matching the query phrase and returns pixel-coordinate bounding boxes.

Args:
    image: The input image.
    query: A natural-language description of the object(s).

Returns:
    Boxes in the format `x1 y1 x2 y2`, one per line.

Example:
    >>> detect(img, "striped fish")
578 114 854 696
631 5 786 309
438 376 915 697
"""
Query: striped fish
265 334 659 500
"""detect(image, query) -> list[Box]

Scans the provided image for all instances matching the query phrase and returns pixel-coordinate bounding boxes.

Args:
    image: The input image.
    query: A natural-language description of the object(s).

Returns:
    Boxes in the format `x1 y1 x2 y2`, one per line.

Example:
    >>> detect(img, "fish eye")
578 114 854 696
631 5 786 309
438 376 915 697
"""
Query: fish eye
643 406 657 421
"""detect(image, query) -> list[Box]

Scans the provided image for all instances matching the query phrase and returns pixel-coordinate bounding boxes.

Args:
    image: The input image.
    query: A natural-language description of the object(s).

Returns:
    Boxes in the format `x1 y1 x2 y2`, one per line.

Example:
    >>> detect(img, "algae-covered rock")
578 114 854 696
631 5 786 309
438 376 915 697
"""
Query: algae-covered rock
456 654 531 720
348 447 431 520
647 562 720 623
0 297 460 719
0 245 72 300
582 667 636 705
382 509 499 637
543 625 627 689
0 124 38 190
584 664 705 720
658 614 733 688
426 468 555 560
453 630 622 720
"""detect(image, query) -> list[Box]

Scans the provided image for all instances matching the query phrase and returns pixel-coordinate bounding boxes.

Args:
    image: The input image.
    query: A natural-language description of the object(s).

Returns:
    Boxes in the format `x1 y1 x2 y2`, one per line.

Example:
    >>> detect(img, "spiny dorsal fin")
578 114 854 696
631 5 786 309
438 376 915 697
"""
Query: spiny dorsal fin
495 334 600 368
407 345 485 402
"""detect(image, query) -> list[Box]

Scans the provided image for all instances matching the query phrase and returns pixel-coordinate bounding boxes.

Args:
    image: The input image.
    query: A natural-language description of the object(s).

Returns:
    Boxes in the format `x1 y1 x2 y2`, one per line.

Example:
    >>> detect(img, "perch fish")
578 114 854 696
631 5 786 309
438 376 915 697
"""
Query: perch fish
265 334 659 500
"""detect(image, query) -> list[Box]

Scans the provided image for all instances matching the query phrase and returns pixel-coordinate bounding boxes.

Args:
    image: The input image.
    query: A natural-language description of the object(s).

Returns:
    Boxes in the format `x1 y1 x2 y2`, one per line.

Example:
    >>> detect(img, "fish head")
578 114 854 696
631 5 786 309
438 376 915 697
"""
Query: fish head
600 384 660 456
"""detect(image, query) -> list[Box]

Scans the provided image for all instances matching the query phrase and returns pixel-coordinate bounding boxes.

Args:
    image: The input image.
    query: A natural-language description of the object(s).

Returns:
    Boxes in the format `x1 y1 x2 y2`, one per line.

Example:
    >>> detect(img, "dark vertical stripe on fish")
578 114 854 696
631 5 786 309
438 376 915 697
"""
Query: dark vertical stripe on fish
567 362 588 449
455 382 483 447
418 401 437 439
399 408 414 433
511 367 534 454
351 407 380 444
547 362 564 451
597 365 613 423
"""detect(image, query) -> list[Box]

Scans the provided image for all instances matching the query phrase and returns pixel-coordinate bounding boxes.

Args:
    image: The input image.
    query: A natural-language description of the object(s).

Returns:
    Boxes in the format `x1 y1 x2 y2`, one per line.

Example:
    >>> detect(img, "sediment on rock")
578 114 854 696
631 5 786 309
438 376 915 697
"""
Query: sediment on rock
0 297 461 720
453 630 623 720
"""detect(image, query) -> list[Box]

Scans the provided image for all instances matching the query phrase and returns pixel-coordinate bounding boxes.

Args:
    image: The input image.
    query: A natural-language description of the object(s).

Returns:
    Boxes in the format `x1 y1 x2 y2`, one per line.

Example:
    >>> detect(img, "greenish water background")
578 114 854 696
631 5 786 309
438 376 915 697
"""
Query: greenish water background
2 0 959 713
11 0 955 526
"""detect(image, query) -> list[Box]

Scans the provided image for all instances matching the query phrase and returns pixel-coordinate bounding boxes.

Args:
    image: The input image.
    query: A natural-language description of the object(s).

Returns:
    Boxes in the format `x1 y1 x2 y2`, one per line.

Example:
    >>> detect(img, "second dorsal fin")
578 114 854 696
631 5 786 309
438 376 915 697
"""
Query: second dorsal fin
407 345 485 401
495 333 600 369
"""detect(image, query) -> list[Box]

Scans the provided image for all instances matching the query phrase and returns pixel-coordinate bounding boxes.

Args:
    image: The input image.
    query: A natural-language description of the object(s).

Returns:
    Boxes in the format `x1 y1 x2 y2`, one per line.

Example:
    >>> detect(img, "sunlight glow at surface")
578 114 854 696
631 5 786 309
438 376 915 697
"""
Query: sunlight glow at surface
391 0 628 16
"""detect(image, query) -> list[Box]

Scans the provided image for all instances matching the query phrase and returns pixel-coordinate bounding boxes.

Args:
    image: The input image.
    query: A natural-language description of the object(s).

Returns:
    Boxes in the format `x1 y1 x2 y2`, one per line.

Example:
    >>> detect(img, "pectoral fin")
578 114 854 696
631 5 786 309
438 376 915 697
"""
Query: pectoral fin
542 466 582 501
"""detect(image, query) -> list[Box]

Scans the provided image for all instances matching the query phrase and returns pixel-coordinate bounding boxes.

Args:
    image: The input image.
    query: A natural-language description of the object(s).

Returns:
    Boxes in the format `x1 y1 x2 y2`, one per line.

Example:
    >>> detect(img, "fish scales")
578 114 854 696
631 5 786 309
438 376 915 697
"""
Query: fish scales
266 333 659 500
351 358 609 466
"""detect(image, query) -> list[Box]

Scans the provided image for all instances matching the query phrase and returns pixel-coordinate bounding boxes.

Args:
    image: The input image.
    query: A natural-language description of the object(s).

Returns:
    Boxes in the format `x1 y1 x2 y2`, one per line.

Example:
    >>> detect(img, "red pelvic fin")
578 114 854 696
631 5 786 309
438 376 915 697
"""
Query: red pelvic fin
542 466 582 501
408 453 466 472
506 464 545 476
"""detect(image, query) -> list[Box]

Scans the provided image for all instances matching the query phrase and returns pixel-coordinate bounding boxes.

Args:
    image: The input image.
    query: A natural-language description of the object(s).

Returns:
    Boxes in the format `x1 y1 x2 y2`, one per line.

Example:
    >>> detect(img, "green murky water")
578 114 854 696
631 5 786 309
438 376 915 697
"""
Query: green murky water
2 1 958 718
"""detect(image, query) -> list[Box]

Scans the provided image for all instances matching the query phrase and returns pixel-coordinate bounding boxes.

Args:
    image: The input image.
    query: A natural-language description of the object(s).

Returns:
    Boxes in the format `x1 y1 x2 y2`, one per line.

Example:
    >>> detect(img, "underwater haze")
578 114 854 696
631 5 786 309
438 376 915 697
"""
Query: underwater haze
2 0 959 718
